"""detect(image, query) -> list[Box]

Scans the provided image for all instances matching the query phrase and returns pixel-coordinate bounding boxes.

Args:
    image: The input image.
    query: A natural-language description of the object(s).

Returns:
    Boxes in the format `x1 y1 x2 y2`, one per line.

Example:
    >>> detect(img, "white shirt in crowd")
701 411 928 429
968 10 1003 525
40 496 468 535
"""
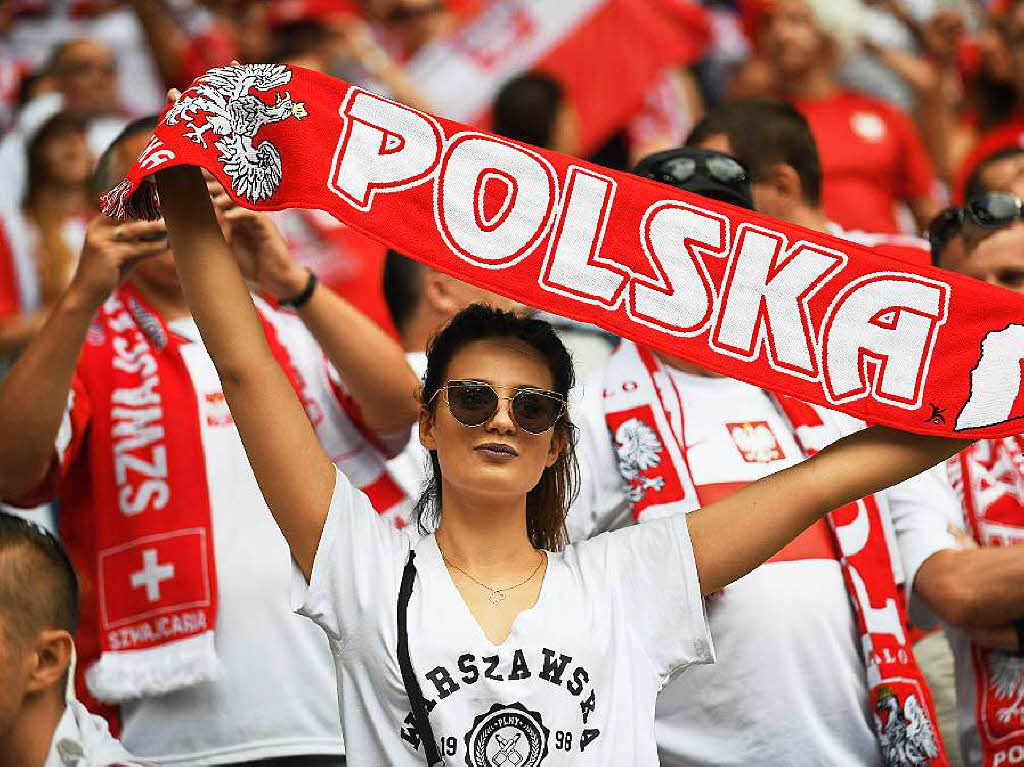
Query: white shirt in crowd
44 699 144 767
570 365 959 766
40 302 408 764
108 314 354 765
932 441 1024 767
292 467 714 766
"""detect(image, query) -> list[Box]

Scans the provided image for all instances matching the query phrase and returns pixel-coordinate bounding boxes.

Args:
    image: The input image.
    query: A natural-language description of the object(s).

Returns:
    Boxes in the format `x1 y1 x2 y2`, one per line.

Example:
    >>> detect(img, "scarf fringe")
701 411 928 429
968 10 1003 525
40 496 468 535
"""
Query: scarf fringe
85 630 222 703
100 178 161 221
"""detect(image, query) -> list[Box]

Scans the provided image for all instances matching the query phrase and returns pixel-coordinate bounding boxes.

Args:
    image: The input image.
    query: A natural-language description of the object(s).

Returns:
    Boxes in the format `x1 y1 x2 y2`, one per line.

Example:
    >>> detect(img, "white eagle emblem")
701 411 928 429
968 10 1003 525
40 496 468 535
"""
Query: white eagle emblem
874 689 939 767
164 63 308 203
988 652 1024 725
728 421 783 463
613 417 665 504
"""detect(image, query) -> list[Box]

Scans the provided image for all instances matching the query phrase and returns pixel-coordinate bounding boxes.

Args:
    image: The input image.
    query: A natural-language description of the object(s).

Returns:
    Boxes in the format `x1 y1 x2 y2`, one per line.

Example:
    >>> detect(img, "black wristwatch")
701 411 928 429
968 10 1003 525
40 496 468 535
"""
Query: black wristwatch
279 268 318 309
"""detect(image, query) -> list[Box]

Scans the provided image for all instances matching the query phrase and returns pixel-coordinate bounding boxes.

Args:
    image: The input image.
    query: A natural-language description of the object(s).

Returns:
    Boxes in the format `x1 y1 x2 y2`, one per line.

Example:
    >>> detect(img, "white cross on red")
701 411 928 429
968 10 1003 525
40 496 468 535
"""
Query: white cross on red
130 548 175 602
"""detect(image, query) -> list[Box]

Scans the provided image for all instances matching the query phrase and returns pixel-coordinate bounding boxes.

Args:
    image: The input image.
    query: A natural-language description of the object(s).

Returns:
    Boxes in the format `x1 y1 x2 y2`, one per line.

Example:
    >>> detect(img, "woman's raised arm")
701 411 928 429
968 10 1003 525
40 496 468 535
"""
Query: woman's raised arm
686 426 972 595
156 164 335 580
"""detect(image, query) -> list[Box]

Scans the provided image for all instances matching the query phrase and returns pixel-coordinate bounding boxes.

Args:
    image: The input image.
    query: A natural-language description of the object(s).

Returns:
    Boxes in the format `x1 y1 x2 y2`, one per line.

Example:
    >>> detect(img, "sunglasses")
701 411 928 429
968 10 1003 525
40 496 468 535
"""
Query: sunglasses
636 153 749 188
431 379 566 435
929 192 1024 258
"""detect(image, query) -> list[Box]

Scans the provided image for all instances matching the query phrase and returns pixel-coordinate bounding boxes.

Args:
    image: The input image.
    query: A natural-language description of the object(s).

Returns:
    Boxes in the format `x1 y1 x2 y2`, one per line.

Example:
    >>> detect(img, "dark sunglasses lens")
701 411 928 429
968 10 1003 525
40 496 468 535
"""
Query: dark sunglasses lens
969 192 1022 227
928 208 961 250
447 382 497 426
706 155 748 183
512 391 562 433
656 157 697 185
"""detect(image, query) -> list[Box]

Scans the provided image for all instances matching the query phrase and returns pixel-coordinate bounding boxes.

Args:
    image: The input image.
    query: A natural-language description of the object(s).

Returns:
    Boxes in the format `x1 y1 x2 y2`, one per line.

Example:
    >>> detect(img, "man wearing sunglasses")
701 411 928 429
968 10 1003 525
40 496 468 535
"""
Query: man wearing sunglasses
927 175 1024 767
571 137 964 766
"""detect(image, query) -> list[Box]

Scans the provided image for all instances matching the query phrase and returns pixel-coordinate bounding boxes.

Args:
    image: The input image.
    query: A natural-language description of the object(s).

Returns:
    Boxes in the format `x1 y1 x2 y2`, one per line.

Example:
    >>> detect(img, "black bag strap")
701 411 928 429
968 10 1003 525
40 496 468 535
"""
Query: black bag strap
398 550 443 766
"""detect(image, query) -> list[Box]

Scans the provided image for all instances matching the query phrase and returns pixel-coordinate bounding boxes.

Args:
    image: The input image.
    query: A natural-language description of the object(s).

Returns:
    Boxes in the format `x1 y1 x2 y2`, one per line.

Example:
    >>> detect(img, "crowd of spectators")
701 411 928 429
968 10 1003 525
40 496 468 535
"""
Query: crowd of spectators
4 1 1024 766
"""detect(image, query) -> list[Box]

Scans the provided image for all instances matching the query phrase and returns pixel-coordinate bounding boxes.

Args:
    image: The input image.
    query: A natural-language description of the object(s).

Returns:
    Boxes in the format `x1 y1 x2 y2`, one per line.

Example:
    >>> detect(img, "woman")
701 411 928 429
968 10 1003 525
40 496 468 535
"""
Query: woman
155 162 969 766
0 111 94 360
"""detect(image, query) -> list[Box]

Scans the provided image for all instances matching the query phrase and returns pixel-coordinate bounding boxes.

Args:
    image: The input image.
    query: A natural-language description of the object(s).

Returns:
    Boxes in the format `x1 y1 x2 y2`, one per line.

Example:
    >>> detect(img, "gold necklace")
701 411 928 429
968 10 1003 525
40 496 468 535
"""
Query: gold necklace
439 547 545 605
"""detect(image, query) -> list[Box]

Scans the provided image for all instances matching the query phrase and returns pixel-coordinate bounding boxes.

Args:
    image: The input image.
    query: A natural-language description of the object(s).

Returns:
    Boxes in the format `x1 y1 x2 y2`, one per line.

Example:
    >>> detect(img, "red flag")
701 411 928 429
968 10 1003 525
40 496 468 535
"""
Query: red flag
406 0 709 154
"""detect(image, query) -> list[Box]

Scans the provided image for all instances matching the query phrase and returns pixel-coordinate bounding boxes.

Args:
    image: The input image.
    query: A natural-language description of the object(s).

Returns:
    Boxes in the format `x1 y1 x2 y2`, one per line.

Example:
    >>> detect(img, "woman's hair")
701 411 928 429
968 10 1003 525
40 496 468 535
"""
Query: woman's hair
24 110 89 210
413 304 579 551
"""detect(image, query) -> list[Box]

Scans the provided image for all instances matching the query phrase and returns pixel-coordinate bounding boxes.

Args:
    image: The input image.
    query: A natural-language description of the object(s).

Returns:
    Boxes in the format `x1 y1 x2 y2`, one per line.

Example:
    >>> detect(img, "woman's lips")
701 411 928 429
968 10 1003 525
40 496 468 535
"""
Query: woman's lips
474 442 519 459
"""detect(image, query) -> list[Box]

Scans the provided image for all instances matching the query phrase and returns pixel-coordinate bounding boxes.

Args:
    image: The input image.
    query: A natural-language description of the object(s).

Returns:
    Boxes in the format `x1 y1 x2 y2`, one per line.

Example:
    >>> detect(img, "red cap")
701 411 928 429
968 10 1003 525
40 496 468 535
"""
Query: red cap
954 119 1024 203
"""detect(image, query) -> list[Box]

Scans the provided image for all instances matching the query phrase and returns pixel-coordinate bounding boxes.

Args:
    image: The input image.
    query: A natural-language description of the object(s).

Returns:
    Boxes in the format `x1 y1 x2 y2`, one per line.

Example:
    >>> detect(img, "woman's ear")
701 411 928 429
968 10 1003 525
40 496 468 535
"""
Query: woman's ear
545 428 567 468
418 405 437 451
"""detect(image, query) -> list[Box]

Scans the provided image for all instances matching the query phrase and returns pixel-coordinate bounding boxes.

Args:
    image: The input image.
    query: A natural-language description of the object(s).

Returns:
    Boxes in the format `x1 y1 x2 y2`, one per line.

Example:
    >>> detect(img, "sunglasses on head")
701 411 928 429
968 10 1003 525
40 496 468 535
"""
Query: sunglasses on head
431 379 565 435
928 192 1024 258
636 153 749 188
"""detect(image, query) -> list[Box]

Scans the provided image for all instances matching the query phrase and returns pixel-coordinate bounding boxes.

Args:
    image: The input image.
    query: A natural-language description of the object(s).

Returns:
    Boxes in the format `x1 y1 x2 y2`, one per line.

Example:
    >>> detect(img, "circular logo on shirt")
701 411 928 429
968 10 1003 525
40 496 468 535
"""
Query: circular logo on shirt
464 702 549 767
850 111 886 143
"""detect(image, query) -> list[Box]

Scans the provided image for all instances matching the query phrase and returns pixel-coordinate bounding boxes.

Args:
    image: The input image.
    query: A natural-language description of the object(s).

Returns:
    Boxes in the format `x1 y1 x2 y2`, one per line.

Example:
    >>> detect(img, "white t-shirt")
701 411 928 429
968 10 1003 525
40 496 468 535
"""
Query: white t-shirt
45 304 404 765
293 468 714 766
44 699 144 767
570 365 958 766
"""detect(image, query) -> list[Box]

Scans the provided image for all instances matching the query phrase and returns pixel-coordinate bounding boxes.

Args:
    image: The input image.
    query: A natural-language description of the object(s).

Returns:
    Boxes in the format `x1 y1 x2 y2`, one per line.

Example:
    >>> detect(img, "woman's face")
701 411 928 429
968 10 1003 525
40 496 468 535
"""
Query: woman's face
420 338 564 506
42 130 92 188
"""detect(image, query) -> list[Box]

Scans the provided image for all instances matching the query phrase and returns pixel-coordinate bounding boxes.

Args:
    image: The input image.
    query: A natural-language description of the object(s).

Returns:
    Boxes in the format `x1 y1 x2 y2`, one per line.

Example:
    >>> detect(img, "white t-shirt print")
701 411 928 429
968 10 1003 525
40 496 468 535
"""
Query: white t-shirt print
293 469 714 766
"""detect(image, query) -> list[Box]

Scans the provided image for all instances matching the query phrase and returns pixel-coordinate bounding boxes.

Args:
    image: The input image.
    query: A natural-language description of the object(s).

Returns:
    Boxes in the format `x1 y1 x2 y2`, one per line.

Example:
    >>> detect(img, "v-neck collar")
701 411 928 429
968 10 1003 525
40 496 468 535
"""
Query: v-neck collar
416 534 557 650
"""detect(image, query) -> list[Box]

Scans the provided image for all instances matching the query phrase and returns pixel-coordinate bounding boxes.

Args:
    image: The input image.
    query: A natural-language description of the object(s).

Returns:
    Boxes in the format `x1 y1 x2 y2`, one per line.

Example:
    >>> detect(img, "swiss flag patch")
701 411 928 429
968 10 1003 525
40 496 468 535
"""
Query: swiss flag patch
98 530 212 629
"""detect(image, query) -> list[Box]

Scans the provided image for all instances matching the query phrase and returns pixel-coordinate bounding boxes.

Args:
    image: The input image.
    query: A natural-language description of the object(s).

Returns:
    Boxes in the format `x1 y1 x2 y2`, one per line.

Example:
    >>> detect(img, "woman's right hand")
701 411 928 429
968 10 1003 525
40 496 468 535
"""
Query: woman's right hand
68 214 170 309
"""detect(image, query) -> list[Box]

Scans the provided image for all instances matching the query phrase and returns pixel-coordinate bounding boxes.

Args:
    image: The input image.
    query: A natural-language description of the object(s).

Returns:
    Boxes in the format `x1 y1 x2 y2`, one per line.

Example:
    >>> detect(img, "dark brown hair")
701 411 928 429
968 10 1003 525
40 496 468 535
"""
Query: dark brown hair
24 110 89 210
413 304 578 551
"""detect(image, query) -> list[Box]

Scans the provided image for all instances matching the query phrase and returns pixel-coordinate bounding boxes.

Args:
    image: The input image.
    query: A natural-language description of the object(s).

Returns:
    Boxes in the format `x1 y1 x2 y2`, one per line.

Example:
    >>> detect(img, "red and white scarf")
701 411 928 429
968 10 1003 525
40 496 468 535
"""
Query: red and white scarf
947 439 1024 767
77 285 310 702
602 341 949 766
103 64 1024 441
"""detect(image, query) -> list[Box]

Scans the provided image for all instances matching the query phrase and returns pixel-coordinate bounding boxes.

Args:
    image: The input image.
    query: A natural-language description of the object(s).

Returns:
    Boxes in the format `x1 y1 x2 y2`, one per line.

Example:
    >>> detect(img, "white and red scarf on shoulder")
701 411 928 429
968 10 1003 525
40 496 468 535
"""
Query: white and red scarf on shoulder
602 340 950 766
947 439 1024 767
70 285 404 706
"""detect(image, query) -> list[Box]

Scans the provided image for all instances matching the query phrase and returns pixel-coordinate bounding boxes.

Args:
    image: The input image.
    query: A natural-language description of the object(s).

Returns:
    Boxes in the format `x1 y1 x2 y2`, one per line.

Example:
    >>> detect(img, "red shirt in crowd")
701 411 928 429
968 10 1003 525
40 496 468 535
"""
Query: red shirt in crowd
795 90 936 234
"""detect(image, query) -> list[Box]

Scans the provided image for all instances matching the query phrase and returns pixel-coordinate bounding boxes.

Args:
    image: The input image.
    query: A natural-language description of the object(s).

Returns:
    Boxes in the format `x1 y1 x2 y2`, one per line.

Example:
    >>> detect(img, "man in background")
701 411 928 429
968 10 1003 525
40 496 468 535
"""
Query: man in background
0 512 144 767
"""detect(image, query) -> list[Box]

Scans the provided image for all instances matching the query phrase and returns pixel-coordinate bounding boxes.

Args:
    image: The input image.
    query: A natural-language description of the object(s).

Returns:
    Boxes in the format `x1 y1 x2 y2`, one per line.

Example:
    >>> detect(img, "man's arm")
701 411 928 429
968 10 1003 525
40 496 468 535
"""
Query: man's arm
914 545 1024 629
0 216 170 499
212 186 419 436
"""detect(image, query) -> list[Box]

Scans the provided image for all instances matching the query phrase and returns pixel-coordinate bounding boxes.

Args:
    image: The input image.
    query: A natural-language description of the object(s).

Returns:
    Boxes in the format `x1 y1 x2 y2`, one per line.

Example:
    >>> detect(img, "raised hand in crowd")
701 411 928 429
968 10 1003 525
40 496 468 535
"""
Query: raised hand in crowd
208 169 421 436
862 2 967 185
0 213 168 501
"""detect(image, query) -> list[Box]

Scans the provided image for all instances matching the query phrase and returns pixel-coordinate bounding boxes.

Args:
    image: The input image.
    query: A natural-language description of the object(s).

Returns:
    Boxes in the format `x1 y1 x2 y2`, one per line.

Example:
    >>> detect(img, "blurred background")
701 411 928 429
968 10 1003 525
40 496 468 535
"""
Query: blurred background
0 0 1020 359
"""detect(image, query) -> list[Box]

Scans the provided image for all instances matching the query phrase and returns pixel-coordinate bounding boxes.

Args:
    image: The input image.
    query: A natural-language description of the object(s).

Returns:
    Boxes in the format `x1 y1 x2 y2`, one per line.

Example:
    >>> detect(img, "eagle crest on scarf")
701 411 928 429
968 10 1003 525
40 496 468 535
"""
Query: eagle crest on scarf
164 64 308 202
874 688 940 767
988 652 1024 725
613 417 666 503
